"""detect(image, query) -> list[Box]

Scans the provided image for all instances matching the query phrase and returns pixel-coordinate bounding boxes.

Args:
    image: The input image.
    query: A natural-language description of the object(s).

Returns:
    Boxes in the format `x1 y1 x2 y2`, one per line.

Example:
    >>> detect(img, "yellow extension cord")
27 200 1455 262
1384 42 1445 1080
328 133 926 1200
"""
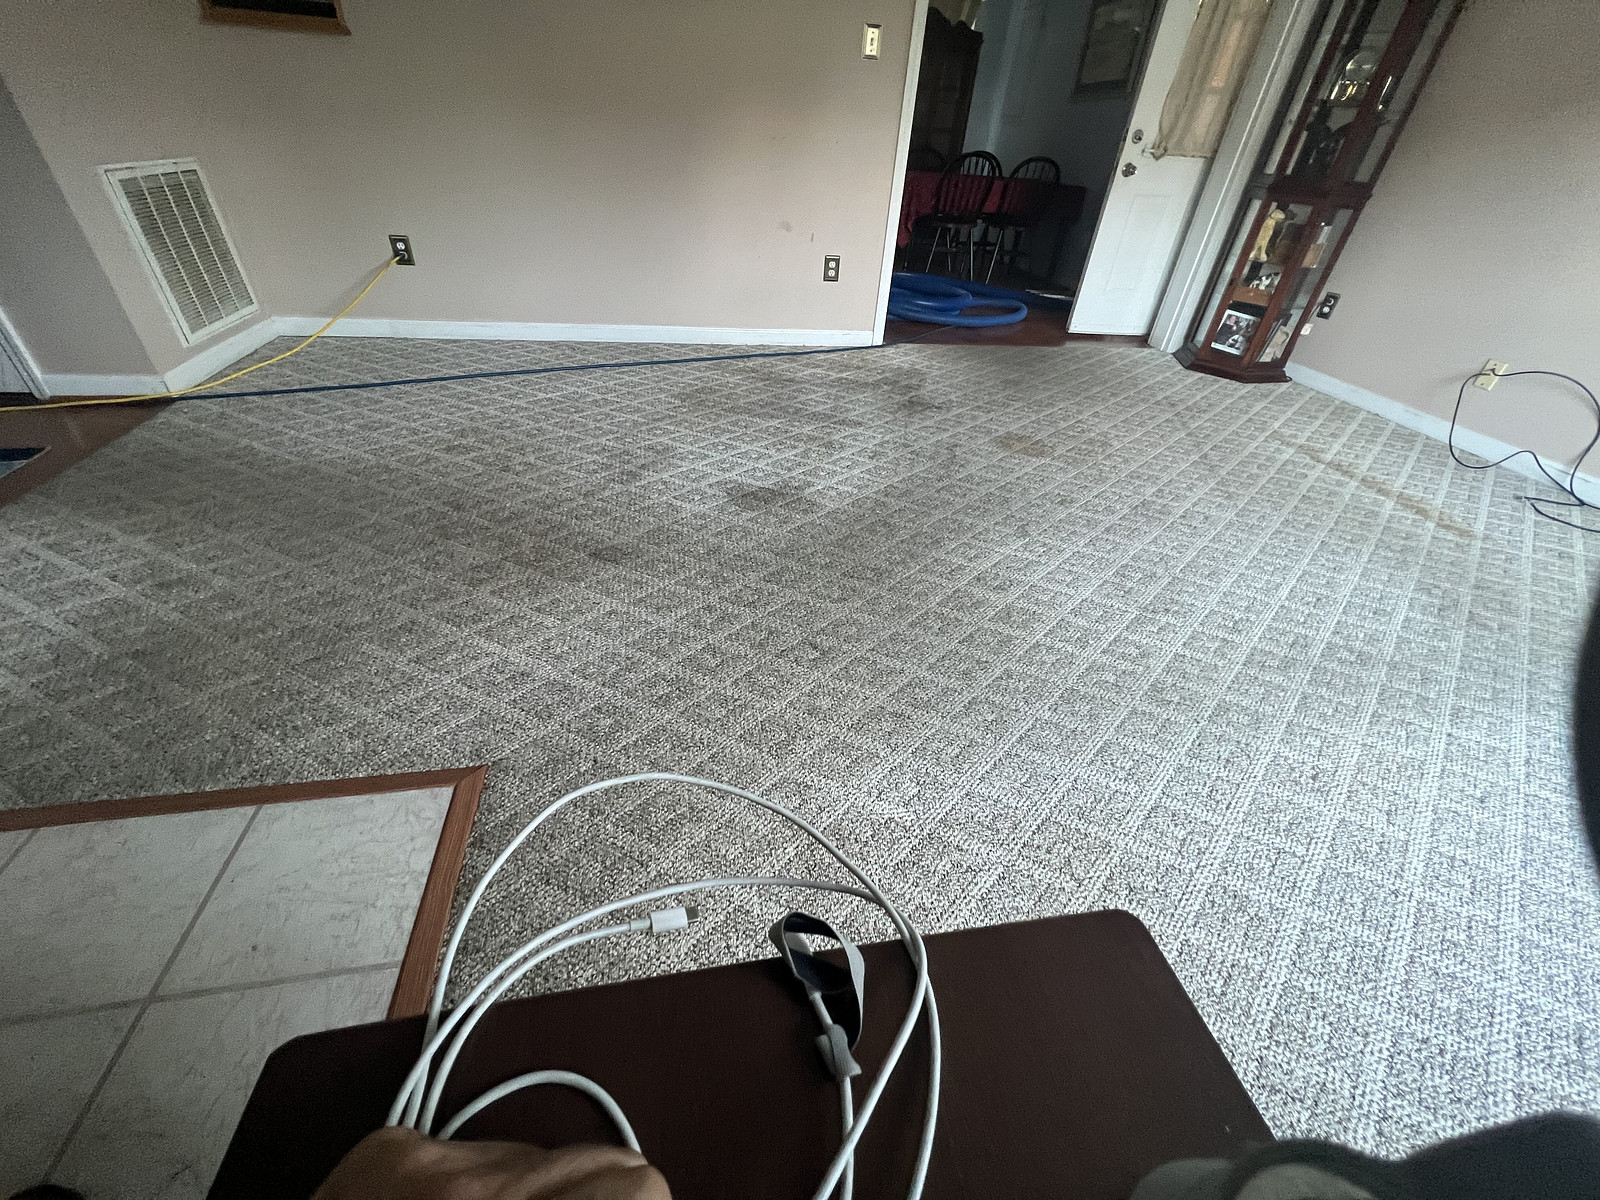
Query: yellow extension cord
0 256 400 415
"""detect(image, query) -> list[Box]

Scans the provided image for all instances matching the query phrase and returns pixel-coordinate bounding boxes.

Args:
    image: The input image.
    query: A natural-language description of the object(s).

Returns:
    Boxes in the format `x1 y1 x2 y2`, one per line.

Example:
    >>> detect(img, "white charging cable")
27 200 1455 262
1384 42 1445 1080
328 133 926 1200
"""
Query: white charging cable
385 772 942 1200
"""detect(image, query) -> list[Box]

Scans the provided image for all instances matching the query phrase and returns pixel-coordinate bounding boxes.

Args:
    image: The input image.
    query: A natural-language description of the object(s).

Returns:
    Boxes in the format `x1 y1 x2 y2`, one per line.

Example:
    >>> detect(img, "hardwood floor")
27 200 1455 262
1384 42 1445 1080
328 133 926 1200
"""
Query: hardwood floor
0 399 168 509
883 308 1149 348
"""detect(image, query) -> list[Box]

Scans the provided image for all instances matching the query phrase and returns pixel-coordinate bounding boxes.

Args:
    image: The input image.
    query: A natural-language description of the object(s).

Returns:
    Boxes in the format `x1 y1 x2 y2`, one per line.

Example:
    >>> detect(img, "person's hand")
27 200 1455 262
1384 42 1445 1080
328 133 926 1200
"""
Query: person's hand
311 1126 671 1200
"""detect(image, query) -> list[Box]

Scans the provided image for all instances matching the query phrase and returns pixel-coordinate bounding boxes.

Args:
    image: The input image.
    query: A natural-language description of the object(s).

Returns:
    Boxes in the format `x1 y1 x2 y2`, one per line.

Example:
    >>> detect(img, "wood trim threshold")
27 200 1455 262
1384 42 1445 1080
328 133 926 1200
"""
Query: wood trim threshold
0 401 170 511
0 765 488 1020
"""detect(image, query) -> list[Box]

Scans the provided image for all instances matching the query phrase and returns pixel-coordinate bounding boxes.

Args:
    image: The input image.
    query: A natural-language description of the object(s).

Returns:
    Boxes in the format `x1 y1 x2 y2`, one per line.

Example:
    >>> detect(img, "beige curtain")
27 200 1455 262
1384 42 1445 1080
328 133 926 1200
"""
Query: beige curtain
1150 0 1275 160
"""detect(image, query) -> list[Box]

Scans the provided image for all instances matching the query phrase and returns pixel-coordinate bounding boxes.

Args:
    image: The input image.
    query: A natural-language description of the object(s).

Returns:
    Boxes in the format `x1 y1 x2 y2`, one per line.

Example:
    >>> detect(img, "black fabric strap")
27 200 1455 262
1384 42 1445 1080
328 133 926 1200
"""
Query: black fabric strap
768 911 867 1080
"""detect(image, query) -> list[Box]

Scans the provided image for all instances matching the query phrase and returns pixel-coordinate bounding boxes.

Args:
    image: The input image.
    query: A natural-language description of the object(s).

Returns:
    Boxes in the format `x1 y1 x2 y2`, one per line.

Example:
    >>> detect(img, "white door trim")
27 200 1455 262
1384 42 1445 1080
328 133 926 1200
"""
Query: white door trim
872 0 931 345
1148 0 1326 352
0 306 48 398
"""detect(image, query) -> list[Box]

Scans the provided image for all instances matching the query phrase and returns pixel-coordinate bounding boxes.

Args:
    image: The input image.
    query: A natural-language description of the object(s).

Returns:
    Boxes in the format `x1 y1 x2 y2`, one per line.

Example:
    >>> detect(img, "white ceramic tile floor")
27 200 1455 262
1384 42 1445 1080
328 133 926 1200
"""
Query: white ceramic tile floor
53 970 400 1200
164 789 454 992
0 784 454 1199
0 1007 138 1191
0 809 251 1021
0 828 34 872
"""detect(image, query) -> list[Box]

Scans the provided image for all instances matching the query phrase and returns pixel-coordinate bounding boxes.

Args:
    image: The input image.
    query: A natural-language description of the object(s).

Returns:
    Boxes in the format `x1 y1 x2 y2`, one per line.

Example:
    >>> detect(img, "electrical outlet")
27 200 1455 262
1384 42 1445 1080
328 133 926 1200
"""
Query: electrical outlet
1474 359 1509 391
823 255 841 282
862 23 881 58
1315 292 1340 319
388 235 416 266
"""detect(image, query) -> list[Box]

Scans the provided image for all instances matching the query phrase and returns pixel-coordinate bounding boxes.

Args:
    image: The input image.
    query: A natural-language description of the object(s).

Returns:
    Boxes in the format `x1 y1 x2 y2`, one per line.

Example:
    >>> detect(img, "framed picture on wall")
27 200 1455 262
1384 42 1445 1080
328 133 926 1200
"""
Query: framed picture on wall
1074 0 1159 96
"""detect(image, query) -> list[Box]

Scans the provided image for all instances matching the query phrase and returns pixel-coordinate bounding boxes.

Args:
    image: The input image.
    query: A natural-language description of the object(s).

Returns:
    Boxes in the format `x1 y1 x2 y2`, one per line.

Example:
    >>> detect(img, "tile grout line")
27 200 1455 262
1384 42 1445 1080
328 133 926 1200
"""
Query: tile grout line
148 960 405 1006
44 804 264 1181
0 827 37 877
0 960 406 1029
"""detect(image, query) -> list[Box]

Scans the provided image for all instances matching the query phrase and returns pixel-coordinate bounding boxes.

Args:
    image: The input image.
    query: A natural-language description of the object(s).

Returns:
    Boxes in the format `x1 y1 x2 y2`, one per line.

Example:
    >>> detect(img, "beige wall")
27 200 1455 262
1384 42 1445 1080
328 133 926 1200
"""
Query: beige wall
1295 0 1600 470
0 77 153 378
0 0 915 376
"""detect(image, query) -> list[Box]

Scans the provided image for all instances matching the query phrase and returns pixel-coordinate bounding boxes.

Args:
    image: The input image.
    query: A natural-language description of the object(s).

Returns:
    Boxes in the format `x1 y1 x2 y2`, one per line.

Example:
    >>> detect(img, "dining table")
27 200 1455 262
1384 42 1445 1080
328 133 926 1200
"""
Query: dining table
896 169 1087 279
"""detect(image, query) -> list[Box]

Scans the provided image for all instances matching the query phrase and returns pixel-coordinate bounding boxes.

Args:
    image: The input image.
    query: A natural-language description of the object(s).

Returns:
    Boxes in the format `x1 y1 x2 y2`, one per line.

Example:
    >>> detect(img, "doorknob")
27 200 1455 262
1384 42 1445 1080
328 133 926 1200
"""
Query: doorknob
1121 162 1138 177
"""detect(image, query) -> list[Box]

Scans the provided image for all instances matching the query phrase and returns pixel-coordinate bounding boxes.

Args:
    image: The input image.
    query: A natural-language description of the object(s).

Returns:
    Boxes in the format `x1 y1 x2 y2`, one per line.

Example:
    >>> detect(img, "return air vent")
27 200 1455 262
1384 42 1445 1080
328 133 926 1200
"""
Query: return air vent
102 159 257 345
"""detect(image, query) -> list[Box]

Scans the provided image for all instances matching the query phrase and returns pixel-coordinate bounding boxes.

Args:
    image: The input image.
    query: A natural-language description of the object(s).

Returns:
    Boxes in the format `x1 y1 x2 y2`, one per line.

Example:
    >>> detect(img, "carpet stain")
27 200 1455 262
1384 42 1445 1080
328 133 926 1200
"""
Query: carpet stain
587 545 636 564
994 433 1054 457
1273 434 1475 538
725 483 811 512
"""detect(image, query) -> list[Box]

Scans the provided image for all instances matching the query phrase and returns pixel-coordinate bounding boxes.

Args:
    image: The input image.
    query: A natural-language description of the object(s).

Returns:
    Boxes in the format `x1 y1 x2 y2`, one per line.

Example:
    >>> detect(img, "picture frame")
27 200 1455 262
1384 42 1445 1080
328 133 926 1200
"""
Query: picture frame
1074 0 1160 97
1210 306 1262 356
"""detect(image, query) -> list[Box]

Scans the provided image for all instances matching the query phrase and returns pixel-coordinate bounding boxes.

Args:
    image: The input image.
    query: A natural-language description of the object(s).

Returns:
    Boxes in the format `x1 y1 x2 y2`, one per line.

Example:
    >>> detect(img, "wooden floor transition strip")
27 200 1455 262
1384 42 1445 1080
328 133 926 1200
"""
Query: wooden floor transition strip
0 765 488 1020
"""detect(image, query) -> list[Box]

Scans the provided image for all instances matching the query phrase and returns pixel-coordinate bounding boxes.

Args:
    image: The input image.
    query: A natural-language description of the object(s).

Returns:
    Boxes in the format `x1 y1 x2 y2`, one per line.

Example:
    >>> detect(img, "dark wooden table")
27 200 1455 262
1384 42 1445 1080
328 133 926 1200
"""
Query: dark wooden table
210 911 1269 1200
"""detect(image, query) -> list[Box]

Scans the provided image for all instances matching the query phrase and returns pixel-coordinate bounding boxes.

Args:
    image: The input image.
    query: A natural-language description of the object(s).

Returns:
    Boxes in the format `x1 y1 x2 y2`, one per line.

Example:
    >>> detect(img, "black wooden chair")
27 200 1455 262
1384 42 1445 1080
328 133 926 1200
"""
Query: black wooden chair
913 150 1002 279
982 156 1061 282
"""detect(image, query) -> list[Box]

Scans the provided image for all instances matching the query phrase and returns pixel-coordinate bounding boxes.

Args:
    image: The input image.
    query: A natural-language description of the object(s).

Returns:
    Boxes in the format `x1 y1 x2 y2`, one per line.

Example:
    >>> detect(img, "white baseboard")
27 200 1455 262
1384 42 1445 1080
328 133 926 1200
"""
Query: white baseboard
39 318 278 397
40 372 166 396
162 318 282 392
1287 362 1600 505
35 315 874 398
274 317 874 348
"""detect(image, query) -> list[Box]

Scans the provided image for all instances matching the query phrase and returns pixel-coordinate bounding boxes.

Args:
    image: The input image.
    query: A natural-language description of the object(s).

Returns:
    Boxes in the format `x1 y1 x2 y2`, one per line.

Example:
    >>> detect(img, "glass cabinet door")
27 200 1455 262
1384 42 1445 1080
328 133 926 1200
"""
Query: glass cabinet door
1178 0 1460 383
1257 208 1354 362
1353 0 1458 180
1287 0 1408 180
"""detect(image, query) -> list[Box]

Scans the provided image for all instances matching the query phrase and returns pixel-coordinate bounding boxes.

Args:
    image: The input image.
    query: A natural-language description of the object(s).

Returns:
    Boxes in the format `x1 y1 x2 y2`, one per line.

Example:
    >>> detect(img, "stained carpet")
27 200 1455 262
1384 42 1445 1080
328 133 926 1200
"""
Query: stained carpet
2 336 1597 1156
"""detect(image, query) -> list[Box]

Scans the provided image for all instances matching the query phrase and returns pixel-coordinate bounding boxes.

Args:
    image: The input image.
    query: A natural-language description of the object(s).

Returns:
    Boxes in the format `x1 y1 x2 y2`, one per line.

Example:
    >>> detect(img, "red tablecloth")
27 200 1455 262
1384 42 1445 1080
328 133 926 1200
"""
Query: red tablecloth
895 171 1064 247
897 170 945 247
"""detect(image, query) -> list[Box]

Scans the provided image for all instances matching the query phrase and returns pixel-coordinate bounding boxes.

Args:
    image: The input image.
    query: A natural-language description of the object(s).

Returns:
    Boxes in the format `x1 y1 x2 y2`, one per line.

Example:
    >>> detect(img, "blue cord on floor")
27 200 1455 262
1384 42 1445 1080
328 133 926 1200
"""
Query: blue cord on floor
190 341 918 403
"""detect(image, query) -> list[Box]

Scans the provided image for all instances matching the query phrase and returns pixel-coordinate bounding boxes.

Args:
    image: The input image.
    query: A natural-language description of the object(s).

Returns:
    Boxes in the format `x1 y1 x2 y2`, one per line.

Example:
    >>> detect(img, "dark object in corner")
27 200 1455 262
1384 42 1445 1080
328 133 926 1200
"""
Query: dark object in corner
199 0 350 36
10 1187 88 1200
0 447 46 478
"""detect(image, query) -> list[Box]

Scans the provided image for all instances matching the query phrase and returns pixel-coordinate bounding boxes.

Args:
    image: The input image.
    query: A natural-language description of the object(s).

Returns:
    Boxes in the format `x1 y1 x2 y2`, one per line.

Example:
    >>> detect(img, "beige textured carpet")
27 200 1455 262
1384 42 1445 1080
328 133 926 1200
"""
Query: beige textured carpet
3 337 1597 1156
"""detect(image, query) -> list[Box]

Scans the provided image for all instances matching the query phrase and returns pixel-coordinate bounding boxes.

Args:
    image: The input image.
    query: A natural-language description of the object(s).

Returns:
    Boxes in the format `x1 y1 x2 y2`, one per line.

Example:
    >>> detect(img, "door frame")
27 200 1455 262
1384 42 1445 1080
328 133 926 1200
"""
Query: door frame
872 0 1324 347
1148 0 1328 352
0 305 47 398
873 0 931 345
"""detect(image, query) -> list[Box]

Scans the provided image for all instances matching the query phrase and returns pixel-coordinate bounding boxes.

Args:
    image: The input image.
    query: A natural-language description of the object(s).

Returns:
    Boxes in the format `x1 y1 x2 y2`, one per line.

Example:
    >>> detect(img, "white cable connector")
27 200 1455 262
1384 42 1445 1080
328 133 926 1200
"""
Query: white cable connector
392 773 942 1200
648 905 698 935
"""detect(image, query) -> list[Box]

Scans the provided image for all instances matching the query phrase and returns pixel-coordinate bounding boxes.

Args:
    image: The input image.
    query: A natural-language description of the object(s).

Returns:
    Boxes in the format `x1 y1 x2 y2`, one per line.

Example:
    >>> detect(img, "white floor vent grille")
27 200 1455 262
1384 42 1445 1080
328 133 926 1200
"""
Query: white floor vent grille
103 159 257 344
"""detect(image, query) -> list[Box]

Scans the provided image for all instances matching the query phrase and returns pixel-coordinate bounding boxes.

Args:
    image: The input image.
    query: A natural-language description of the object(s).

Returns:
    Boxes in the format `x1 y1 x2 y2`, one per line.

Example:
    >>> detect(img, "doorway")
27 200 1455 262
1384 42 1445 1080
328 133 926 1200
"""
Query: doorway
891 0 1170 343
883 0 1293 344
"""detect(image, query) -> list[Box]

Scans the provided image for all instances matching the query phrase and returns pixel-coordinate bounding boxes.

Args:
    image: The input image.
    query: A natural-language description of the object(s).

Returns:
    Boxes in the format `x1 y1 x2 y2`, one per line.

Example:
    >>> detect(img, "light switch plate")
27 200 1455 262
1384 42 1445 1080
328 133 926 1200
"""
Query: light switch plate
862 23 881 58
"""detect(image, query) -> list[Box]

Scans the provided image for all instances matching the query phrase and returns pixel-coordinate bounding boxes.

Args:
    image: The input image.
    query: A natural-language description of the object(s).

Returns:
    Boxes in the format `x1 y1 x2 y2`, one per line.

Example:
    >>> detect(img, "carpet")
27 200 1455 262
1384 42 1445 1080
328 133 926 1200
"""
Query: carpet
2 336 1596 1156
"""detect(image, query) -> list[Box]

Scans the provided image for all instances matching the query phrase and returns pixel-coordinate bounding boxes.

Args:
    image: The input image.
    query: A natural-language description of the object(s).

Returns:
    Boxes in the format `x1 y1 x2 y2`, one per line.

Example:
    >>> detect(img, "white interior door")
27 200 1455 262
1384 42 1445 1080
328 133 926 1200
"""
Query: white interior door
1069 0 1208 336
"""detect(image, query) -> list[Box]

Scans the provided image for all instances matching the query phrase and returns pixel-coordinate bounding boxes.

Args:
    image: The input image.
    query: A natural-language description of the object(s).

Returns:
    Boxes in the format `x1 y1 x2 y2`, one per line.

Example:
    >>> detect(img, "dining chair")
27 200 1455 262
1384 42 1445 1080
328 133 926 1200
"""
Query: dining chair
914 150 1002 279
982 156 1061 282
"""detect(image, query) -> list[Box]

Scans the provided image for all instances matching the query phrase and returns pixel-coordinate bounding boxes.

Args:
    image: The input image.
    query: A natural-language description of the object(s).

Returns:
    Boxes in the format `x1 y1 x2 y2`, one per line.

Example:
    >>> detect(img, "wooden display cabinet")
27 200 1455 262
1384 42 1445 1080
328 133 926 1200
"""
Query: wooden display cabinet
1177 0 1463 383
